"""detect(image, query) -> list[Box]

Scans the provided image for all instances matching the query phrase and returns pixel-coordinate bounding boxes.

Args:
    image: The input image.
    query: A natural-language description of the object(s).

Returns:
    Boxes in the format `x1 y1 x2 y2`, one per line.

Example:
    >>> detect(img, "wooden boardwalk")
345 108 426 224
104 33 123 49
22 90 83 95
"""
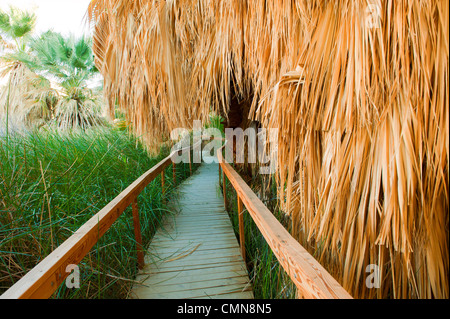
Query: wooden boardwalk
130 154 253 299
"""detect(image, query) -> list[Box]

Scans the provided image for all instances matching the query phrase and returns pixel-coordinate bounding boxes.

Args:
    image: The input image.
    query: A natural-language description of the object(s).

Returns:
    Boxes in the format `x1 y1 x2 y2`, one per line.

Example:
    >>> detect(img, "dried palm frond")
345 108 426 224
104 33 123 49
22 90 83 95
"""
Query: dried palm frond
52 94 104 131
88 0 448 299
0 61 57 130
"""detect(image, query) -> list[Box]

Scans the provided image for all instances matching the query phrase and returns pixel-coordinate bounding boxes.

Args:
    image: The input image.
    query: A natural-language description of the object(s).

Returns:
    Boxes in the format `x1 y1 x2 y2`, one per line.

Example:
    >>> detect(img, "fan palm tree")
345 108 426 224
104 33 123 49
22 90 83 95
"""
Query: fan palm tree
4 30 104 130
22 31 98 87
0 6 36 52
22 31 103 130
0 6 55 135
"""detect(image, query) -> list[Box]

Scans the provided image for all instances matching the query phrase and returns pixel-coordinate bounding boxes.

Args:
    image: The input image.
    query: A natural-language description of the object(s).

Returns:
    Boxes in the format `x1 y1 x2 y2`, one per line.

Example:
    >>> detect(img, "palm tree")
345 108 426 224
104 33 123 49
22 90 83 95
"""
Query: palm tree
2 27 104 131
0 6 54 135
0 6 36 52
19 31 104 130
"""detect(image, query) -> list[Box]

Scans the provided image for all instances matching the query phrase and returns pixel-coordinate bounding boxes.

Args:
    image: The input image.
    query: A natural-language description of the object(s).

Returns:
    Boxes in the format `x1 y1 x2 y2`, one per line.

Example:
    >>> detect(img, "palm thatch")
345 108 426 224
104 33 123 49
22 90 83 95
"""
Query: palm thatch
88 0 448 299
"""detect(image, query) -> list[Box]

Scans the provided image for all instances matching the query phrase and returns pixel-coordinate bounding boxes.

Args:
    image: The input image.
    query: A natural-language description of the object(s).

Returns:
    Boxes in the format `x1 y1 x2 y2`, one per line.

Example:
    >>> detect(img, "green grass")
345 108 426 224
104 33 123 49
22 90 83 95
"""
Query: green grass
221 166 297 299
0 126 196 298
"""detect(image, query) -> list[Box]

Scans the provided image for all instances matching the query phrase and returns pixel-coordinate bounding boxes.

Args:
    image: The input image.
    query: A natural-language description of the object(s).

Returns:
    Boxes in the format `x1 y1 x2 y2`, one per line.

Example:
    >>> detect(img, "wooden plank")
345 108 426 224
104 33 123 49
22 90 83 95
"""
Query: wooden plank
152 228 236 238
156 250 242 268
144 259 246 274
150 233 238 245
148 255 245 270
178 208 225 213
149 241 240 252
190 290 254 299
174 213 229 219
156 226 233 237
136 263 248 281
151 229 236 239
175 212 228 218
148 256 245 270
178 205 226 211
163 225 233 233
171 215 231 222
161 212 229 222
176 209 228 215
178 199 223 203
145 246 243 261
150 233 237 244
157 225 233 236
144 249 244 267
145 250 243 266
140 272 249 288
150 237 239 249
137 276 251 295
165 222 233 230
217 148 352 299
171 216 230 222
171 217 231 224
164 220 231 230
147 264 247 279
133 282 252 299
165 221 231 228
149 242 239 252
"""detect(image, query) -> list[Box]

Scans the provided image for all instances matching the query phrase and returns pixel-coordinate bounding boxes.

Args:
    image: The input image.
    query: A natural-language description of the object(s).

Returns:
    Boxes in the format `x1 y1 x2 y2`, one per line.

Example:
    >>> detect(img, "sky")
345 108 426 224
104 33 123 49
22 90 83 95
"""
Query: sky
0 0 93 37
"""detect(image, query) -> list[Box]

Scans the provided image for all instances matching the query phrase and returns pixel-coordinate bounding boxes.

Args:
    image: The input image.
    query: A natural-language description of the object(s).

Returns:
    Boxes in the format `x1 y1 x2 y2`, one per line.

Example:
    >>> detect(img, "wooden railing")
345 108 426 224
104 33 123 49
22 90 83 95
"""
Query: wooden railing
217 144 353 299
1 142 201 299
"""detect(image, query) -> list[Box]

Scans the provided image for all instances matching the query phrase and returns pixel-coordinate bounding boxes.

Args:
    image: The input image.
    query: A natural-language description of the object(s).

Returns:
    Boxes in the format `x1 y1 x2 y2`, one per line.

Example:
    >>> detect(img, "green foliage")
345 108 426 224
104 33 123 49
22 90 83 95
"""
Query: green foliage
205 112 225 134
23 31 98 92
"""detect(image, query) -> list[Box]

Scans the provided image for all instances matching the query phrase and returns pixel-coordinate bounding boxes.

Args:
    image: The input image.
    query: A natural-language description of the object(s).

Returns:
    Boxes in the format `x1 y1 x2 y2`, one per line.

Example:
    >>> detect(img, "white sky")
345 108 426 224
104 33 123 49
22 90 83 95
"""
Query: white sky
0 0 93 37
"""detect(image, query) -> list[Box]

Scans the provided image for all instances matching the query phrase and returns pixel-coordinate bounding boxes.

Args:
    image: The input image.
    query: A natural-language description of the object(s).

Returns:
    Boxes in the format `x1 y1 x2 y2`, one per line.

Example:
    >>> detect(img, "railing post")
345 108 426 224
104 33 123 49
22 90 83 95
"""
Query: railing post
161 171 165 201
222 170 227 210
189 149 192 175
237 196 246 263
173 162 176 185
132 198 145 270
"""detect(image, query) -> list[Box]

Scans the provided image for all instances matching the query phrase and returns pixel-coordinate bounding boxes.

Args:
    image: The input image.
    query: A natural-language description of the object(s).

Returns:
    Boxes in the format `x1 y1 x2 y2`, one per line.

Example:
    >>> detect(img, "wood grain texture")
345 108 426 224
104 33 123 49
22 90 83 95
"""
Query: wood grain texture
130 153 253 299
237 196 246 263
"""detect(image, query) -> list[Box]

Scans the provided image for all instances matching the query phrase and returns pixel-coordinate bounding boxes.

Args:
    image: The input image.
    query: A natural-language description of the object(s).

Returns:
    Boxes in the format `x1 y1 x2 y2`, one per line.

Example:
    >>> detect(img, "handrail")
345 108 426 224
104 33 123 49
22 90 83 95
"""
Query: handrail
1 140 201 299
217 143 352 299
